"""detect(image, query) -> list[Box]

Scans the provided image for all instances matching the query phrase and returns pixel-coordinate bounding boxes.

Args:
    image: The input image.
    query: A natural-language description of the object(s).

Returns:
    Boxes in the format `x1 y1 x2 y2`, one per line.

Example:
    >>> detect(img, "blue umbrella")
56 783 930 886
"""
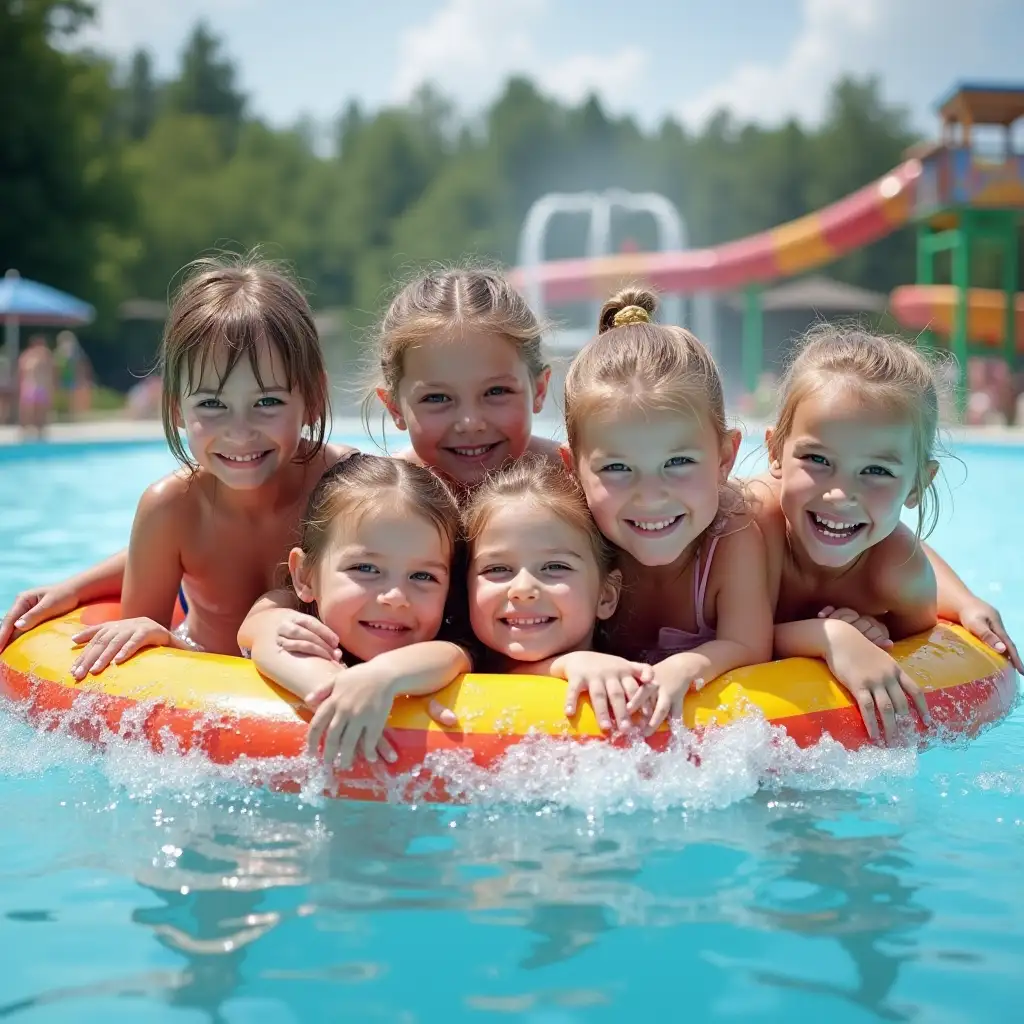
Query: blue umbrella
1 268 95 364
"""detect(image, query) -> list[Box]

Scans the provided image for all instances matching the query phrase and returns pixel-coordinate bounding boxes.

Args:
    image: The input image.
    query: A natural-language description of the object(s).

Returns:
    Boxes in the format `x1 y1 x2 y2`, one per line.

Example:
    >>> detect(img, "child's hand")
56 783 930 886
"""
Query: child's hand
823 622 931 744
559 651 654 732
70 617 176 678
818 606 892 648
273 611 343 662
626 659 704 736
958 599 1022 673
1 582 80 651
305 665 403 770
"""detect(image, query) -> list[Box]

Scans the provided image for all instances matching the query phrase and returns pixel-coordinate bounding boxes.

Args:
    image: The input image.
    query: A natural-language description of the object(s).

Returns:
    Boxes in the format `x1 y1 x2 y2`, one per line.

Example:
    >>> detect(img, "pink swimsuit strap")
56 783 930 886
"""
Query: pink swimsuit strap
692 534 719 633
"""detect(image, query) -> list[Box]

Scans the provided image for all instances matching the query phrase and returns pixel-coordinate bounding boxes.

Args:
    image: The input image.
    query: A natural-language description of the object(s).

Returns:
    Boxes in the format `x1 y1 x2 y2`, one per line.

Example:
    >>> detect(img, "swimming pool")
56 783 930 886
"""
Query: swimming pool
1 426 1021 1021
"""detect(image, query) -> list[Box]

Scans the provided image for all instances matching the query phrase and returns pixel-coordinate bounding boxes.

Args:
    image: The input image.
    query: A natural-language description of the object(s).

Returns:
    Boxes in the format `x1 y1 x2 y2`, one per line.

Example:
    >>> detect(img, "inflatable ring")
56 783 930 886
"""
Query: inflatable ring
0 602 1017 802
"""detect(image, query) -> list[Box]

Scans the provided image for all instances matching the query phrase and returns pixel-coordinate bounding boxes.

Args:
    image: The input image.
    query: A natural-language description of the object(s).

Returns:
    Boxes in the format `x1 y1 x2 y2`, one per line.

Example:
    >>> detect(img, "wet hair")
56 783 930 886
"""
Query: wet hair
767 323 945 538
463 457 616 579
363 268 549 429
296 454 461 577
160 251 329 469
564 286 744 528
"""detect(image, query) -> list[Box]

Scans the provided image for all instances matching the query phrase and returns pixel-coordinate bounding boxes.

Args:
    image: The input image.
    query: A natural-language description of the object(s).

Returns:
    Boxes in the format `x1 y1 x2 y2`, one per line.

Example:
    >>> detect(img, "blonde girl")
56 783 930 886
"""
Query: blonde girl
369 268 561 490
756 324 1018 743
246 454 468 768
463 459 654 732
0 253 355 665
562 288 774 734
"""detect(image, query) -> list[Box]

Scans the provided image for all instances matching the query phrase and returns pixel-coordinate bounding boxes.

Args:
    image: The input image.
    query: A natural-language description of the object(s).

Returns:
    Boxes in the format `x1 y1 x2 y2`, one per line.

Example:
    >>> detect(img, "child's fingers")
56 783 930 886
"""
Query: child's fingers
281 617 338 649
644 692 673 735
112 631 148 663
375 732 398 764
278 638 338 659
426 699 457 727
564 677 585 717
588 684 612 732
874 684 897 745
852 688 880 742
71 624 102 646
305 681 335 709
602 678 628 729
884 677 910 722
333 719 361 771
899 670 931 726
306 700 333 755
630 662 654 682
625 682 655 715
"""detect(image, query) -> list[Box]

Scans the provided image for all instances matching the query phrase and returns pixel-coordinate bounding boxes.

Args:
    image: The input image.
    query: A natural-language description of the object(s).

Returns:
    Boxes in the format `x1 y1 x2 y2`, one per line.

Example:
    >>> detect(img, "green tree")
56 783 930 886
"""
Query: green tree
0 0 132 311
120 48 159 141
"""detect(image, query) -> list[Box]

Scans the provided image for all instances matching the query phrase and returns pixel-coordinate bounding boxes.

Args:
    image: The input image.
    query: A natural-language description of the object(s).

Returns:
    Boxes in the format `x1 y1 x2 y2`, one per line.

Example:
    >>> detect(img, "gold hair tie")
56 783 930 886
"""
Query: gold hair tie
613 304 650 327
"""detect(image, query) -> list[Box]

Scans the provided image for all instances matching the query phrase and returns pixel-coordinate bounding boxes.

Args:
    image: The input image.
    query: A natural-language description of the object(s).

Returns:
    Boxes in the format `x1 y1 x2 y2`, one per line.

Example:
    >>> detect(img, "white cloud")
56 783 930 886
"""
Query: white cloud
678 0 886 127
392 0 648 111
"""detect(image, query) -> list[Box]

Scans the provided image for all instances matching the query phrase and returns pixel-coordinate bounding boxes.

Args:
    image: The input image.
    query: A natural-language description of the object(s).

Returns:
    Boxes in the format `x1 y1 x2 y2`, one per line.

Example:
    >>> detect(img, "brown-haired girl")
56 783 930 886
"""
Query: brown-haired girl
562 288 773 734
464 459 654 732
755 324 1019 743
0 252 356 668
246 454 469 768
368 268 561 490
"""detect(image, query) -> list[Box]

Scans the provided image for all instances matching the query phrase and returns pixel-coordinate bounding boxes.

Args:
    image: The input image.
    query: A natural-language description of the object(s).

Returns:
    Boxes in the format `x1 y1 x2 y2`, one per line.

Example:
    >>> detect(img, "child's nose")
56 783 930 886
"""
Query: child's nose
378 585 410 608
507 569 540 600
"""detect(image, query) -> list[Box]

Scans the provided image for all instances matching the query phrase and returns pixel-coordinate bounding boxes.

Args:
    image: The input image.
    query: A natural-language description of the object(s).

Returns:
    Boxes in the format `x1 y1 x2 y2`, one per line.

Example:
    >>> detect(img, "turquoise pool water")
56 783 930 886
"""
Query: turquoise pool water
0 428 1022 1021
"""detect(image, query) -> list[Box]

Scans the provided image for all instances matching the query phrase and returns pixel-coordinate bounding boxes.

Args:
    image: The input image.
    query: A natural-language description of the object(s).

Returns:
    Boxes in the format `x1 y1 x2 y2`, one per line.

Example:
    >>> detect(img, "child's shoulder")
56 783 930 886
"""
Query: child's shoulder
526 435 568 467
320 440 360 469
134 469 201 532
711 514 768 565
864 525 935 600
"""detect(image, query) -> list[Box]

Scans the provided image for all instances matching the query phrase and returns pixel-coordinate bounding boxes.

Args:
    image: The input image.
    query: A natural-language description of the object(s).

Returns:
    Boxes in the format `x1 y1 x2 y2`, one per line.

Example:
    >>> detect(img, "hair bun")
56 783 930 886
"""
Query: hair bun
598 287 659 334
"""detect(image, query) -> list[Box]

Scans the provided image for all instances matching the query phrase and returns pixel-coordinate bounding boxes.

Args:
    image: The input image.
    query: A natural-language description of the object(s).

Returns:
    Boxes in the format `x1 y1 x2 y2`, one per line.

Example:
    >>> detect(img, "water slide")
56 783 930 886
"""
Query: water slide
508 158 1023 349
891 285 1024 350
509 160 923 302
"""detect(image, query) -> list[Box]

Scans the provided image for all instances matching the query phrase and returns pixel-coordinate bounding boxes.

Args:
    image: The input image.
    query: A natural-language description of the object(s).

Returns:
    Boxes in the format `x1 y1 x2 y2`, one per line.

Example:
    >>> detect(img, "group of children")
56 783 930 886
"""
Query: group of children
0 254 1019 770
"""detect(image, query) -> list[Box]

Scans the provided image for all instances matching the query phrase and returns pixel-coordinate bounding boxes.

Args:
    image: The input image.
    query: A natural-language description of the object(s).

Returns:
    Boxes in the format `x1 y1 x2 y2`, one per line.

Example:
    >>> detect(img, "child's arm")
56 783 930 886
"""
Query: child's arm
512 651 654 733
0 549 127 650
629 521 774 734
237 590 341 661
69 482 189 676
923 542 1021 670
875 537 938 642
775 617 930 744
252 633 467 768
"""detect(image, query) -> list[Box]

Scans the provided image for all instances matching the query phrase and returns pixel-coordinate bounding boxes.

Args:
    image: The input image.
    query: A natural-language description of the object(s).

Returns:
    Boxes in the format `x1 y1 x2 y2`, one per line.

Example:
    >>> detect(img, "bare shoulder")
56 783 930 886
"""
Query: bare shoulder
394 446 424 467
131 470 199 542
868 526 936 605
713 515 768 570
322 440 360 467
525 435 565 465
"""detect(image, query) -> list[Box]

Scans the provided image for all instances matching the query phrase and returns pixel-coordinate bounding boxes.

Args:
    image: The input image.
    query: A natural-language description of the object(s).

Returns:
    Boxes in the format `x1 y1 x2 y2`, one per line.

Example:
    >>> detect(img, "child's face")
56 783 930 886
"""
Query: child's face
291 507 451 663
381 332 550 488
179 337 307 490
468 499 619 663
576 403 737 567
770 387 929 569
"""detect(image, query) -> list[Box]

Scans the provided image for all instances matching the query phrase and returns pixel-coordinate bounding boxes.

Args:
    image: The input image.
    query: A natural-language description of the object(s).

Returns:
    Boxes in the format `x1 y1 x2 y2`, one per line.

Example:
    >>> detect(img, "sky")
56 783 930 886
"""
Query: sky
77 0 1024 134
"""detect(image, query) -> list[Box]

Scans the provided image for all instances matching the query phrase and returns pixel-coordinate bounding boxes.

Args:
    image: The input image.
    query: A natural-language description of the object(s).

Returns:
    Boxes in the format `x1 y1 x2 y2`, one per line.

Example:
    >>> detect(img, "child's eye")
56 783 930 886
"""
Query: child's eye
197 398 225 410
350 563 379 574
799 453 829 466
863 465 895 477
481 565 512 577
599 462 630 473
484 385 514 397
543 561 572 573
665 455 695 468
410 571 441 583
255 395 284 408
421 393 450 404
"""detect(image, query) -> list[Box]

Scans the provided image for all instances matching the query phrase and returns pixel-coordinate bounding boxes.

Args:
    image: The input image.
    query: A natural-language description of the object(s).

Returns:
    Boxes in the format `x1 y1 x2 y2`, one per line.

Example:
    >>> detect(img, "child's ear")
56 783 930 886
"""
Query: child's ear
532 366 552 414
377 388 407 431
596 569 622 621
904 460 939 510
718 427 741 480
765 428 782 479
288 548 316 604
